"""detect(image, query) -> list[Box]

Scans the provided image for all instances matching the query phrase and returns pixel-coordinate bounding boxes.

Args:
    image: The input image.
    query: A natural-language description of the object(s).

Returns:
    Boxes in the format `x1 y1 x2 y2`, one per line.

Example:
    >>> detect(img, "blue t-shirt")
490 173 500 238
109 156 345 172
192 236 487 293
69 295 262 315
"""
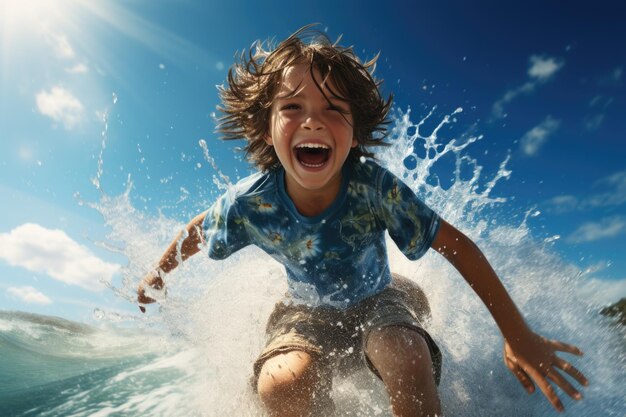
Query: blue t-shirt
202 160 440 309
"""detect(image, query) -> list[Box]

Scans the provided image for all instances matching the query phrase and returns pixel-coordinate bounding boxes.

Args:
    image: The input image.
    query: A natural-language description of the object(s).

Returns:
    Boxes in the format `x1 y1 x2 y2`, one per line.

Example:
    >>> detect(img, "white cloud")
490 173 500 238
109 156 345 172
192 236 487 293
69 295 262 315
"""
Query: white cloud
577 278 626 306
7 286 52 305
519 116 560 156
584 113 605 131
544 170 626 213
544 195 579 213
45 32 75 59
588 95 614 109
491 81 536 119
567 217 626 243
597 170 626 188
491 54 564 120
585 171 626 208
585 95 613 131
66 63 89 74
36 86 84 129
598 66 623 86
528 55 564 81
0 223 120 291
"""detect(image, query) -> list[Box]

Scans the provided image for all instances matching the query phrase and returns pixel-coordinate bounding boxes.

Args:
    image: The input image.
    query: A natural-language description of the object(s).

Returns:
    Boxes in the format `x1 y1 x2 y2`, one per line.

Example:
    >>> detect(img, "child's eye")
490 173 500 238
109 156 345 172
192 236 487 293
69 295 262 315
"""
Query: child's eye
328 105 350 114
280 104 300 111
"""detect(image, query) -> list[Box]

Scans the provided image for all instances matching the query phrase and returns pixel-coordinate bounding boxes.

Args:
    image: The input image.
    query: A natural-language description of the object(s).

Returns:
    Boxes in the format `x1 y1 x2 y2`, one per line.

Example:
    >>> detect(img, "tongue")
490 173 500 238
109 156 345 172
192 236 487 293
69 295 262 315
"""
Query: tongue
297 148 329 166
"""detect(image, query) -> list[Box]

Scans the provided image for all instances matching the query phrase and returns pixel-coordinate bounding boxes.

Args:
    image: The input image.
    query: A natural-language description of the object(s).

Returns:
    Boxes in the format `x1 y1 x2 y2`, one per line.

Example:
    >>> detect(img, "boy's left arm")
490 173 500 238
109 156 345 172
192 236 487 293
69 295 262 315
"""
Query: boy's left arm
431 219 589 412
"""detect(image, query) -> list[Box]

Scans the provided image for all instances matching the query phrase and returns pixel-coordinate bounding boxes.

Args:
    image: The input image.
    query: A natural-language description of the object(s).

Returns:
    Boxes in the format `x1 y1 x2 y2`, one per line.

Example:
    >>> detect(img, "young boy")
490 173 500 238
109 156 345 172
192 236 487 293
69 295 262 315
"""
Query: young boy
137 26 588 417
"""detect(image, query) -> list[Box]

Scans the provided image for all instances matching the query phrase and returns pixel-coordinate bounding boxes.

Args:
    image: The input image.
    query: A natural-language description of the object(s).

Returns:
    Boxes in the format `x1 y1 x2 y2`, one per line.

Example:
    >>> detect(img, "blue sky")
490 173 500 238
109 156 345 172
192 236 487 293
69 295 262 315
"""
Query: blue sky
1 0 625 322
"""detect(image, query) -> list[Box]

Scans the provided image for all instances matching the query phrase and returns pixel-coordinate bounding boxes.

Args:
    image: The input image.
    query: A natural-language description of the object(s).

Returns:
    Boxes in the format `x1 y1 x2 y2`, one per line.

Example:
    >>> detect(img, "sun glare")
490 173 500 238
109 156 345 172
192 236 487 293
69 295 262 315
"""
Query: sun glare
1 0 72 37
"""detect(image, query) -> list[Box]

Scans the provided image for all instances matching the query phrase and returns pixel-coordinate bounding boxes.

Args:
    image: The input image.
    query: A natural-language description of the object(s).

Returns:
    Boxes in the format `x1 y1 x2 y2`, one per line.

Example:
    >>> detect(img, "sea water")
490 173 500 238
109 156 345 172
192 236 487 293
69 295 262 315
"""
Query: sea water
1 107 624 416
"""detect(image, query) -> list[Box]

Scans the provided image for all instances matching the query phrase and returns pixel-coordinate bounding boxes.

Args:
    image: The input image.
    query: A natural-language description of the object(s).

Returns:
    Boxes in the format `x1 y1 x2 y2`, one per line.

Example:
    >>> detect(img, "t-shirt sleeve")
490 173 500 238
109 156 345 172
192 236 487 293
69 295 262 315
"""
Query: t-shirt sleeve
202 190 250 260
377 169 440 260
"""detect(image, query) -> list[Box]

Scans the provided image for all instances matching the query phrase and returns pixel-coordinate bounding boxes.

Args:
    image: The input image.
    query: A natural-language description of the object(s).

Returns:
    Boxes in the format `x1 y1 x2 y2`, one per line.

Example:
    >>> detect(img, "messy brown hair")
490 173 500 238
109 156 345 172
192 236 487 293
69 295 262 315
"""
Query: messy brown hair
217 24 393 171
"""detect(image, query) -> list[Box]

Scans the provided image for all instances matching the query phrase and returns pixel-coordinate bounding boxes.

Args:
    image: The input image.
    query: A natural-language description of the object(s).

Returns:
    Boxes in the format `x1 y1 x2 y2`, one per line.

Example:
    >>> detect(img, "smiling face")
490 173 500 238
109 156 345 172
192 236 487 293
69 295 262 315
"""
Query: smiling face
265 64 356 208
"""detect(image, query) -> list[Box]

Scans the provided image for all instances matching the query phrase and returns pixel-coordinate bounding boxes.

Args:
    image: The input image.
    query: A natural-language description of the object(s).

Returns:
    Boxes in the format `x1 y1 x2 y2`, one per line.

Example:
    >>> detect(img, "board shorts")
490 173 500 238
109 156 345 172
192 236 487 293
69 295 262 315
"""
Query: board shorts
253 273 442 388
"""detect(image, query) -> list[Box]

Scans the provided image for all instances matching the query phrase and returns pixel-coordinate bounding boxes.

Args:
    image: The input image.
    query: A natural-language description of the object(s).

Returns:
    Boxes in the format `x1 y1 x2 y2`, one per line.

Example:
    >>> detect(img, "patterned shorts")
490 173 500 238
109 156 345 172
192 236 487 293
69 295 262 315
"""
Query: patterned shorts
253 273 442 387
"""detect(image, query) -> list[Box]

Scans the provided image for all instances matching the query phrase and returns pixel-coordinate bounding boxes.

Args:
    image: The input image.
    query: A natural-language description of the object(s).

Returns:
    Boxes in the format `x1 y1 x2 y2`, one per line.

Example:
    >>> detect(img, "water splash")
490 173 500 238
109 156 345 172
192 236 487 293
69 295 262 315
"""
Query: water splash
198 138 232 191
85 107 624 416
91 93 117 191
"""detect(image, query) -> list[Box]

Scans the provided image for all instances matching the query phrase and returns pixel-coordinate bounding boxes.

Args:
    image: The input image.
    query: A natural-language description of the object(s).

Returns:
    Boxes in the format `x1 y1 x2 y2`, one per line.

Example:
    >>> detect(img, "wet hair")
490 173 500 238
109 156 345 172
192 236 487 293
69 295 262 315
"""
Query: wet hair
217 24 393 171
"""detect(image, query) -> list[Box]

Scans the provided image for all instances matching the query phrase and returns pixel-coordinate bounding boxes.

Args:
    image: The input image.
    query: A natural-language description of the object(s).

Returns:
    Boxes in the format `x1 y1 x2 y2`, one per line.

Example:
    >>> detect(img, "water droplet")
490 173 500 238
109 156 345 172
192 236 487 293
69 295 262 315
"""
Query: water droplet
544 235 560 243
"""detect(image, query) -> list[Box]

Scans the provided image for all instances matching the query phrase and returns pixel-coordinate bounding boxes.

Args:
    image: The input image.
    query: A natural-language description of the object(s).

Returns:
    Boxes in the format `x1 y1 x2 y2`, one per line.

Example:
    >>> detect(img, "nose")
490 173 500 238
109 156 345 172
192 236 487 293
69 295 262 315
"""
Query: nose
301 114 325 131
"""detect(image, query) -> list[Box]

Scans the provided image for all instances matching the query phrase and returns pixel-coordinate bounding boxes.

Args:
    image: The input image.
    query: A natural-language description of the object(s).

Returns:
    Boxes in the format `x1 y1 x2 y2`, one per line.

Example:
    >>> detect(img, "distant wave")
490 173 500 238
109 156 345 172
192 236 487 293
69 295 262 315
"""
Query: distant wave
0 310 188 417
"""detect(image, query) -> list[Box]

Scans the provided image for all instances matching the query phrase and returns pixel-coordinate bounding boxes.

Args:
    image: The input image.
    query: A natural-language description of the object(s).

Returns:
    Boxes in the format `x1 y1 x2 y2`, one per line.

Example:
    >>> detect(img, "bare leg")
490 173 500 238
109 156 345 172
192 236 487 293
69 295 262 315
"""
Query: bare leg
366 326 442 417
257 350 333 417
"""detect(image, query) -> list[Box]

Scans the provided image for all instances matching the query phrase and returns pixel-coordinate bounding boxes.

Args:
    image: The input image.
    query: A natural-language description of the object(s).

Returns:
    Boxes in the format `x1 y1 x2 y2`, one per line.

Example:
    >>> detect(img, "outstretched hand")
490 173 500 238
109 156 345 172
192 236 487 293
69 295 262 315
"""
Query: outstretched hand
503 332 589 412
137 270 165 313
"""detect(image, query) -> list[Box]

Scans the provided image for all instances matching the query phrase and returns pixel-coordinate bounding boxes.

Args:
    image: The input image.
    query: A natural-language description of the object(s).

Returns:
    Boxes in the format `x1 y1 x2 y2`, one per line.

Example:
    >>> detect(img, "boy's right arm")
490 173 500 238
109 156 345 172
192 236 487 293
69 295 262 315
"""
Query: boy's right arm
137 211 208 312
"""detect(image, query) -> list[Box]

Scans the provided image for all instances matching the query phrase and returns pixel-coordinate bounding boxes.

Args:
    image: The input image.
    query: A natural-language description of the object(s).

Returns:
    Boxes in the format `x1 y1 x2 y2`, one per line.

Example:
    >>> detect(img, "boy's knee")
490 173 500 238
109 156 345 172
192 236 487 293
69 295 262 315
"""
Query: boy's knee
366 326 434 379
257 350 327 407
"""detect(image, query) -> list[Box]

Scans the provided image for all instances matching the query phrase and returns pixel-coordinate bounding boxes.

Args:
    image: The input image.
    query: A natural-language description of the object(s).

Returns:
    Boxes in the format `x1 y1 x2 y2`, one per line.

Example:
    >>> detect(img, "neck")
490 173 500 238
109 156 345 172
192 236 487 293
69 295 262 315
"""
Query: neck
285 174 343 218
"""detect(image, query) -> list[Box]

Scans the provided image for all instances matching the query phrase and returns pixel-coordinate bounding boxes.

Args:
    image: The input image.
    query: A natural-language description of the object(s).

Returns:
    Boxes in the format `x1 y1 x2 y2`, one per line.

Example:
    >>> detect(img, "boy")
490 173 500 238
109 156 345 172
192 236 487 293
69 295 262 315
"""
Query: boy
138 26 588 417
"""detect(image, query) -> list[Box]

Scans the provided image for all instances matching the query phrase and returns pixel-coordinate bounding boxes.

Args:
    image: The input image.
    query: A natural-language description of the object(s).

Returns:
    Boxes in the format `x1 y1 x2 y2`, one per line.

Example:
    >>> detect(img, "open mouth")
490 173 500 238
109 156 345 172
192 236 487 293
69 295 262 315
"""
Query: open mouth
294 143 331 168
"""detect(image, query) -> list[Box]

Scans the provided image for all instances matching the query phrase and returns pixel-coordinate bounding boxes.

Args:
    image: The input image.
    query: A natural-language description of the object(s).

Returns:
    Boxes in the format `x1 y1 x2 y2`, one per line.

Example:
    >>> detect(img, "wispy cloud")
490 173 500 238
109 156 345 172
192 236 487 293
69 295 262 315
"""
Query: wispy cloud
544 170 626 213
66 63 89 74
597 66 623 86
0 223 120 291
528 55 564 81
45 32 75 60
35 86 84 129
491 82 535 120
519 115 560 156
584 114 605 131
544 195 579 213
7 286 52 305
577 277 626 305
491 55 564 120
566 216 626 243
584 95 613 131
587 171 626 207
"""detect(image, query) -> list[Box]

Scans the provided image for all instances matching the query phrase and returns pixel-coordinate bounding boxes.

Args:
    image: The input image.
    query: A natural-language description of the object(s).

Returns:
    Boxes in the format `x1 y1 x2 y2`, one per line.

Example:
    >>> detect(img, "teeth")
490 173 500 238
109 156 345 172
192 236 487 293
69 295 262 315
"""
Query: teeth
295 143 330 149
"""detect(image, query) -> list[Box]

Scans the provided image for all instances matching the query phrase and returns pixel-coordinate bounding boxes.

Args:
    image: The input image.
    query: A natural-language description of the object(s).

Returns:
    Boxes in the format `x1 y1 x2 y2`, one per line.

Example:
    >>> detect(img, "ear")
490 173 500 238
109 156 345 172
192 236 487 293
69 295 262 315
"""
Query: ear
351 137 358 148
264 134 274 146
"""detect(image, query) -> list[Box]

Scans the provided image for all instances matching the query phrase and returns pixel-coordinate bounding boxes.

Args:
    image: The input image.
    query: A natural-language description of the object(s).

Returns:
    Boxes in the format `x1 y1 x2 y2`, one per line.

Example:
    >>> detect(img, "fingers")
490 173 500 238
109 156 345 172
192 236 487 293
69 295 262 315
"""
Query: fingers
529 370 565 412
546 369 583 401
505 355 535 393
137 289 156 305
137 285 159 312
555 358 589 387
503 343 535 393
549 339 584 356
526 359 588 412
